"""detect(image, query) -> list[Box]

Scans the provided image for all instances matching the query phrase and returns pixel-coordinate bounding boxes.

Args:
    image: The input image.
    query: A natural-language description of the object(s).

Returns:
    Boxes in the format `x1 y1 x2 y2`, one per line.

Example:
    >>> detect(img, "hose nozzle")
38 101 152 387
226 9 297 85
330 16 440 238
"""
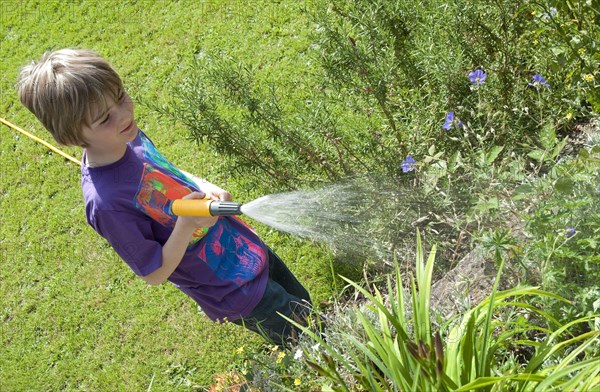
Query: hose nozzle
172 199 243 217
208 200 243 216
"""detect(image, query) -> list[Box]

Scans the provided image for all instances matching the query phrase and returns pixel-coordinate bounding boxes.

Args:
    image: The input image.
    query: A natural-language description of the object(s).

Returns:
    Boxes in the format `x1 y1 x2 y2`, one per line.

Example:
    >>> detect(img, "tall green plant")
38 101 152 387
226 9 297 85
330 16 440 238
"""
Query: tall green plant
289 231 600 391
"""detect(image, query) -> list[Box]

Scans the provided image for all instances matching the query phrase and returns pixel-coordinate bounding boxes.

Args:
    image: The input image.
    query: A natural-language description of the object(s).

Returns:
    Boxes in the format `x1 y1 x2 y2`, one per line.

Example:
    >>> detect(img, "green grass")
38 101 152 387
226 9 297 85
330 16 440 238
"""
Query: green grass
0 1 339 389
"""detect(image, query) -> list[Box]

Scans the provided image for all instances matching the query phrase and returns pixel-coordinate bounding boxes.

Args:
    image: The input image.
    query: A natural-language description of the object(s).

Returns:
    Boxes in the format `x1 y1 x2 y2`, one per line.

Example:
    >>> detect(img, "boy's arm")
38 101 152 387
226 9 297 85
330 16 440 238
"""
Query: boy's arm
142 192 217 286
181 170 232 201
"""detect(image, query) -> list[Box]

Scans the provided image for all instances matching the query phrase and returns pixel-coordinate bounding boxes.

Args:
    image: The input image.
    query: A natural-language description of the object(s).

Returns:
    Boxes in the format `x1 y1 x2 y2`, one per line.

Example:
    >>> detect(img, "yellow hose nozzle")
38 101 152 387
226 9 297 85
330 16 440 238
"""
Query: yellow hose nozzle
171 199 243 217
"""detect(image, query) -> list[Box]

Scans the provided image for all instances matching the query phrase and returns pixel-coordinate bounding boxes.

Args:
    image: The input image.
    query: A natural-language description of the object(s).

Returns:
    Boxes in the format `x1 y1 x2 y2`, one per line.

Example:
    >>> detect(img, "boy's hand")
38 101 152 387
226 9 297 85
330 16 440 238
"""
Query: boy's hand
180 170 233 202
205 189 233 202
177 192 218 230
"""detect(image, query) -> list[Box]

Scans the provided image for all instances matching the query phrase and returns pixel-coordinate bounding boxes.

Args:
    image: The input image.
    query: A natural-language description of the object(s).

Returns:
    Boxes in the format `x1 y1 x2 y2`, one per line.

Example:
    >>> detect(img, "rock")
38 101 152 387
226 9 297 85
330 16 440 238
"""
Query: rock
430 247 497 316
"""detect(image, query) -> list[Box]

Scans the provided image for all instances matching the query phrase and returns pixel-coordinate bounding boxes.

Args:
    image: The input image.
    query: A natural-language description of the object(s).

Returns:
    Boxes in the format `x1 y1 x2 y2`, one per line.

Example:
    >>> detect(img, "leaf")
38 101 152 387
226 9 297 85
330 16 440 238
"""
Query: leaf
427 161 447 178
515 184 534 194
527 149 546 162
454 374 545 391
448 151 462 173
540 124 557 151
473 197 499 213
579 238 598 249
513 184 534 198
485 146 504 165
552 137 568 158
554 176 574 194
306 361 330 377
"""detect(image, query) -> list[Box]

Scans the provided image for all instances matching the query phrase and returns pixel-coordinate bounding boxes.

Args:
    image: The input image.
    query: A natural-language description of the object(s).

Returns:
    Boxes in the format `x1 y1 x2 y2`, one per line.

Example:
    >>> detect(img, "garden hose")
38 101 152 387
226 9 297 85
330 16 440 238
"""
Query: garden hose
0 117 242 217
0 117 81 165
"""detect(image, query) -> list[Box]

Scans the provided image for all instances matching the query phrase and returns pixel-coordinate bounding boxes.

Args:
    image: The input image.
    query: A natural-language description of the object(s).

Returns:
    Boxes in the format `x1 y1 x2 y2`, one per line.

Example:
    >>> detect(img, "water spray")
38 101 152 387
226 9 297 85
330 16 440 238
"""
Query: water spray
2 116 460 263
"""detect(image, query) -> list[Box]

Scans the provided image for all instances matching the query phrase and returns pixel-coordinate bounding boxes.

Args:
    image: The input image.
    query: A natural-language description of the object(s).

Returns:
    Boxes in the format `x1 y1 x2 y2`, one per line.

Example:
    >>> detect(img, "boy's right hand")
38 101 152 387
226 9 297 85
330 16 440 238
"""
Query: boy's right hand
176 192 218 231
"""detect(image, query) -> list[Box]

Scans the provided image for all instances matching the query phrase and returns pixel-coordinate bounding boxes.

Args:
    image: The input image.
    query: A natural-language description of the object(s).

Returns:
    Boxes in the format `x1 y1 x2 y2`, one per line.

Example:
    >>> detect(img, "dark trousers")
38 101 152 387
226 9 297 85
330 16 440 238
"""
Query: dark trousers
233 248 312 346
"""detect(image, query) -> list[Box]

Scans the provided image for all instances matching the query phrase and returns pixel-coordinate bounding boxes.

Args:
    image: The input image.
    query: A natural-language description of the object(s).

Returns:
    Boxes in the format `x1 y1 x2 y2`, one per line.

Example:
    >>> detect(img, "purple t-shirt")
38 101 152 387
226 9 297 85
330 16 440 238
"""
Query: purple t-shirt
81 130 268 322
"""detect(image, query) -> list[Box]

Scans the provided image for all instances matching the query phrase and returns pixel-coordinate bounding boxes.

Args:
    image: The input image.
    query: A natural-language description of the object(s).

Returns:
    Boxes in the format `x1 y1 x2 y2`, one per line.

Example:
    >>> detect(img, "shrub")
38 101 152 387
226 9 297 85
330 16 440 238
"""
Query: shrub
163 0 598 190
511 141 600 331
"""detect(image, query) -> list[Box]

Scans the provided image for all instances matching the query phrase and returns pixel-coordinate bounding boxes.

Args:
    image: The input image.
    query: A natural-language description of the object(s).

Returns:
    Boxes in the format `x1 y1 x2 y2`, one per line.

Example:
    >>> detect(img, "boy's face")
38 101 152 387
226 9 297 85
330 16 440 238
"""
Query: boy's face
81 89 138 153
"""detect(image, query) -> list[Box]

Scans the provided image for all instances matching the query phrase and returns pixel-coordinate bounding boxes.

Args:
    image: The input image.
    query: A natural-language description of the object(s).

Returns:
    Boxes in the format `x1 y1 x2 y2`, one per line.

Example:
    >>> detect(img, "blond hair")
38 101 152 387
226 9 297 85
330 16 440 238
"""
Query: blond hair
17 49 123 147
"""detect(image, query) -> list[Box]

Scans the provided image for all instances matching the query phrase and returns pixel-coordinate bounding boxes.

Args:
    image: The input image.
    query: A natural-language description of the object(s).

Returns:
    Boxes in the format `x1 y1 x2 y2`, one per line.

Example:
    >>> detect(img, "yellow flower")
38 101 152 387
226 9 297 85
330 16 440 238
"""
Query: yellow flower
583 74 595 82
533 39 539 45
566 112 573 120
579 48 586 55
294 378 301 386
236 346 244 354
276 351 286 364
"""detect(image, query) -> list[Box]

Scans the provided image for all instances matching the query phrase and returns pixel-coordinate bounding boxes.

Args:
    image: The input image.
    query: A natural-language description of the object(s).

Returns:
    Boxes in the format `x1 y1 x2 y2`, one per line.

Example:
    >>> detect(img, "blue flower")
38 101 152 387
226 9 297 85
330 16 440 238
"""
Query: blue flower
543 7 558 20
565 227 576 238
443 112 454 130
443 111 464 130
528 74 550 88
469 69 487 85
401 155 416 173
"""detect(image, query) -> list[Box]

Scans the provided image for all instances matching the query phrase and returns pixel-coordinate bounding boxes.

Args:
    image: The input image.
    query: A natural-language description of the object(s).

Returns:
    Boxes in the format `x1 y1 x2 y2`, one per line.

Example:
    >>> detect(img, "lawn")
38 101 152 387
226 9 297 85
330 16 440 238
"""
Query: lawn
0 1 336 389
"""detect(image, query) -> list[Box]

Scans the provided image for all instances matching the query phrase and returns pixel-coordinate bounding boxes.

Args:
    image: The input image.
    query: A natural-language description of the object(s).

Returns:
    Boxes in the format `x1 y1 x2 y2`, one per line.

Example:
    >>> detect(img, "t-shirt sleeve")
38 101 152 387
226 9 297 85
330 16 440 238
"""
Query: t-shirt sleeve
92 209 163 277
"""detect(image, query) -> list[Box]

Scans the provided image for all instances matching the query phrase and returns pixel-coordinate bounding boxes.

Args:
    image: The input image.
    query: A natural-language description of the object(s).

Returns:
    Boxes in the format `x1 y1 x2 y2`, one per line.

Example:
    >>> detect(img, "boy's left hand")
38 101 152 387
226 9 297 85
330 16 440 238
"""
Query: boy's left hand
181 170 233 202
206 189 232 202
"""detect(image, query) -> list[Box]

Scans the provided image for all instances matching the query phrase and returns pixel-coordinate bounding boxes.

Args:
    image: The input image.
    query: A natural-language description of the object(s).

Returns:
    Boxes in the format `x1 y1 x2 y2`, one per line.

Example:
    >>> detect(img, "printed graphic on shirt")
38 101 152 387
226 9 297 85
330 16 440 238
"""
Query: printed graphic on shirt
197 222 266 287
133 131 267 288
134 164 208 246
140 132 197 190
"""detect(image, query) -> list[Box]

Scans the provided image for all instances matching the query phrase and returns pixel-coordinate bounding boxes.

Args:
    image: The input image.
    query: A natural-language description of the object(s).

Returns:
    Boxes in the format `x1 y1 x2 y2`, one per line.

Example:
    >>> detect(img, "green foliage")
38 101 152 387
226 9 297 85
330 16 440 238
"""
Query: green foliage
228 343 323 391
161 56 357 190
166 0 599 191
512 145 600 329
276 231 600 391
162 0 600 285
539 0 600 112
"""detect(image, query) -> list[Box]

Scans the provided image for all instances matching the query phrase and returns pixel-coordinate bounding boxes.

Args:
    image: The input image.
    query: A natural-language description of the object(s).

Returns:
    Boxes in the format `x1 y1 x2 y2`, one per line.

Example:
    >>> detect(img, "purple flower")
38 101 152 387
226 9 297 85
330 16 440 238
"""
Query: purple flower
443 111 464 130
401 155 416 173
443 112 454 130
565 227 576 238
469 69 487 85
528 74 550 88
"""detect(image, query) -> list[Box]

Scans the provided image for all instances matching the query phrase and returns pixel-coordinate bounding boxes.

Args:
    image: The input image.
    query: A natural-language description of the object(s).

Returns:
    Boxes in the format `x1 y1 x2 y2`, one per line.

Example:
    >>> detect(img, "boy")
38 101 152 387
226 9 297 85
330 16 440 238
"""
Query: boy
18 48 311 346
